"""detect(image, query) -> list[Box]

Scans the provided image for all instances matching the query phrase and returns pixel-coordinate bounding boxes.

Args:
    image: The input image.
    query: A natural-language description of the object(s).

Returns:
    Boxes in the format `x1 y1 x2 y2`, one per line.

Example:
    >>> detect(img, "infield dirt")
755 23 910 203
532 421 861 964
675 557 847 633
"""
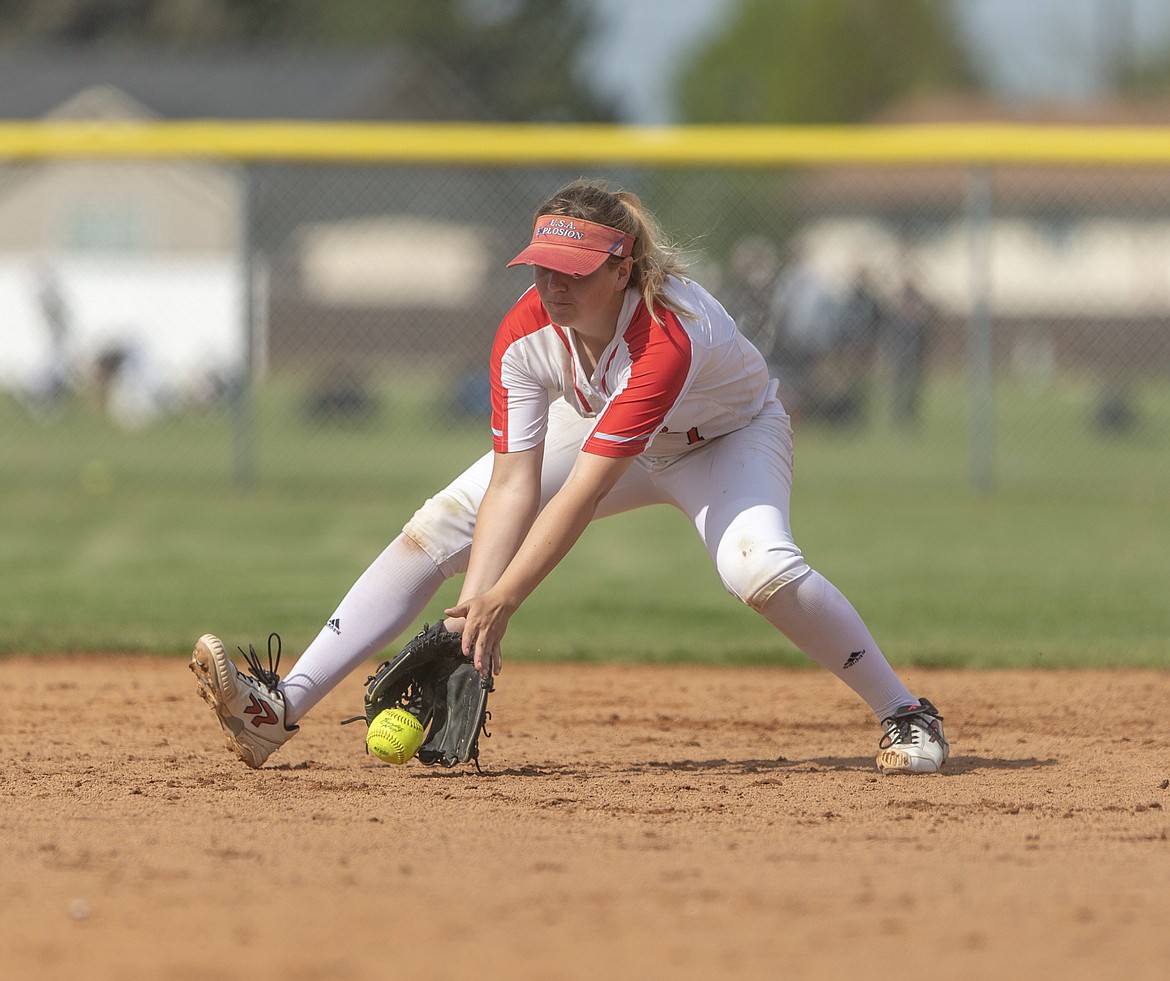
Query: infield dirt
2 656 1169 980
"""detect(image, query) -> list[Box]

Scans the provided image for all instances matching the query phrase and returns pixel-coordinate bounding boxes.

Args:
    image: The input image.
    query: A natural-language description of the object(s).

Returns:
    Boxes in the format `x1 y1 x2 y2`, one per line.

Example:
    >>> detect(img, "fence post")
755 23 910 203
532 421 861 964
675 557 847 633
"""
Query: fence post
230 164 256 491
966 165 995 493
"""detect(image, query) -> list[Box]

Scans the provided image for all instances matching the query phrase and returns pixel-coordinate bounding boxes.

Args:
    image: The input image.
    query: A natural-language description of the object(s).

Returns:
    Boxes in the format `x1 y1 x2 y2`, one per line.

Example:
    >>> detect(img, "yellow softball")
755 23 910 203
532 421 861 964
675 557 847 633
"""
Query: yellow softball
366 708 425 765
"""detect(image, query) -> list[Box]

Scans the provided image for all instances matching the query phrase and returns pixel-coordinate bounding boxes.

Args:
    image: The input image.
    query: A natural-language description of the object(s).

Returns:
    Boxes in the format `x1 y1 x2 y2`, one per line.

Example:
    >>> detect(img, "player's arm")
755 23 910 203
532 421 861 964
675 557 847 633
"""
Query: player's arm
456 444 544 608
447 449 634 677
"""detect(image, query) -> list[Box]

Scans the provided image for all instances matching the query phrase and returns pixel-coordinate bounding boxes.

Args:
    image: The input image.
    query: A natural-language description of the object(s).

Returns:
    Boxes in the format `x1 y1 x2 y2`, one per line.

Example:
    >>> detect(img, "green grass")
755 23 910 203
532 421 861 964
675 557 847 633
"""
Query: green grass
2 370 1168 667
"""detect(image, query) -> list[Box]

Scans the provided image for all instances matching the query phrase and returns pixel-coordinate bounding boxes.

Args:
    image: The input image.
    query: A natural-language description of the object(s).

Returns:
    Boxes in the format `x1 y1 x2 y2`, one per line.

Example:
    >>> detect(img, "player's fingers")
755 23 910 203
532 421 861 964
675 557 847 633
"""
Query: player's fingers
474 641 492 679
492 644 503 676
466 623 484 672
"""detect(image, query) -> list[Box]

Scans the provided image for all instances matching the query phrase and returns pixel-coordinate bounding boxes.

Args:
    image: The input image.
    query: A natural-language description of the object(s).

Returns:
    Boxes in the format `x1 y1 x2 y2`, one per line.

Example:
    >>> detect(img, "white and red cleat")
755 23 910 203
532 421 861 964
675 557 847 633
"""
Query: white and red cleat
190 632 298 768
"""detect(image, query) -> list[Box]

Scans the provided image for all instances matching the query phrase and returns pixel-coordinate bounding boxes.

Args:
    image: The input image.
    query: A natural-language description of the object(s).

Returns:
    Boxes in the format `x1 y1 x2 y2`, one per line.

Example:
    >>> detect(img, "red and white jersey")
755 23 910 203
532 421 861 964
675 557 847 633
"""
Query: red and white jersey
490 276 772 461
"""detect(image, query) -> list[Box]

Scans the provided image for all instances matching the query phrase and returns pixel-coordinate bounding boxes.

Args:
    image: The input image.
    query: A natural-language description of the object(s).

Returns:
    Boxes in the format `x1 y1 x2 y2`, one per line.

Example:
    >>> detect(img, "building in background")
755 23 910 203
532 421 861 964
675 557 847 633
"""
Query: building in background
0 47 504 416
788 95 1170 386
0 84 243 422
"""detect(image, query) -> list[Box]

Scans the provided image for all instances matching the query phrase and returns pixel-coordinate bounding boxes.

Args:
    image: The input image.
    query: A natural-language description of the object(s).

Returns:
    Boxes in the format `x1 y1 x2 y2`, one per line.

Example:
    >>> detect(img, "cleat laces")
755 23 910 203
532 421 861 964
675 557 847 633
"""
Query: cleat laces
238 632 284 692
879 717 918 750
878 704 942 750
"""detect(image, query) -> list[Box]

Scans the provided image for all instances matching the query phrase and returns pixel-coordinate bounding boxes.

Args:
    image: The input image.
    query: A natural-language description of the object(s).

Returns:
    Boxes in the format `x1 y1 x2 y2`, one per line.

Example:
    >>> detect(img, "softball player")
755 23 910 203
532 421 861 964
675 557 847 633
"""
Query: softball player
192 178 949 775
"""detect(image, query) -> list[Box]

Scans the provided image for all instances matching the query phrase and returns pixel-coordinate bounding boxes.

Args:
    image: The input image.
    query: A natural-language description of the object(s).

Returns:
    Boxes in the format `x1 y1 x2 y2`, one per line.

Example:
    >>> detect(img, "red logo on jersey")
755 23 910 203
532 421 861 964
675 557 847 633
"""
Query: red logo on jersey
658 425 706 444
244 694 278 727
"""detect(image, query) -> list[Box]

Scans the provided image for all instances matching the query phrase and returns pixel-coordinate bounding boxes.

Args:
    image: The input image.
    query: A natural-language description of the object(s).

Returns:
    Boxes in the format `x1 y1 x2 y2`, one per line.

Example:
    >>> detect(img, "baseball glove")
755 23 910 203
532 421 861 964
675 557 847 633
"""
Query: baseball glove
360 620 493 771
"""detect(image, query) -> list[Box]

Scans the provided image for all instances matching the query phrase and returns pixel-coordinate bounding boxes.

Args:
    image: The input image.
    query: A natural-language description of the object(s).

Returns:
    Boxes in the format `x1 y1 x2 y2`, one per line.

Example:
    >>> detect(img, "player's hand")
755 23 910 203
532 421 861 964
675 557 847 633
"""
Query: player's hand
444 592 513 678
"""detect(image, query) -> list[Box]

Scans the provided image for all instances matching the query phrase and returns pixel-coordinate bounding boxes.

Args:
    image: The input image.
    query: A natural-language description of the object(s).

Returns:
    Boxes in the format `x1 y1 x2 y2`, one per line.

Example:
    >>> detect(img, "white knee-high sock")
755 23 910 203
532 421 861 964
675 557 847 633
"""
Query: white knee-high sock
280 534 446 724
760 569 915 720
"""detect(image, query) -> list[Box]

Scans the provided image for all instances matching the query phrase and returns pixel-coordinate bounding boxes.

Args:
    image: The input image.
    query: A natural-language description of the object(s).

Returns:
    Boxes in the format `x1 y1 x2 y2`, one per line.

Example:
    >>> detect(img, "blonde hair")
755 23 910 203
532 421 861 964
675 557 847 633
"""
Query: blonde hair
533 178 691 322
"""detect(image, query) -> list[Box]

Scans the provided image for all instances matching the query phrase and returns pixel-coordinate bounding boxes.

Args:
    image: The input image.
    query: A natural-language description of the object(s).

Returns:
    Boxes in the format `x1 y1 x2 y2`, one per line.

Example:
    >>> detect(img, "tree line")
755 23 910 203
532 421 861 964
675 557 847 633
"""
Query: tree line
2 0 1167 122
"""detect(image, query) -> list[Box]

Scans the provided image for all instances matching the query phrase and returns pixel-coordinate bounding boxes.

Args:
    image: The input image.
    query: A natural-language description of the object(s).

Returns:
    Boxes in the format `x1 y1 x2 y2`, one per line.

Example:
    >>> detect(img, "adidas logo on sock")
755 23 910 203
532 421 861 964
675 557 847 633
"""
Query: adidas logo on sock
327 618 341 635
843 649 865 669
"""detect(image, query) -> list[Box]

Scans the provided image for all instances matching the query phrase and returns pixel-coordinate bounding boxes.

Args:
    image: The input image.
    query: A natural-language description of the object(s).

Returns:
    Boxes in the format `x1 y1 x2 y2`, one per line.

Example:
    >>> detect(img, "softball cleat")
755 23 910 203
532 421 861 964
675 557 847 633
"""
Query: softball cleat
190 632 298 768
876 698 949 774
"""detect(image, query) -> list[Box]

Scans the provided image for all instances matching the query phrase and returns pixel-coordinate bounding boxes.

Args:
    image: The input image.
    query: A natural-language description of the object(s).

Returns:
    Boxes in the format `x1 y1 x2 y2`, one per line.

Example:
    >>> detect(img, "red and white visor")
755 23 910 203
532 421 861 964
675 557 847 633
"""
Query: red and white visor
507 215 635 276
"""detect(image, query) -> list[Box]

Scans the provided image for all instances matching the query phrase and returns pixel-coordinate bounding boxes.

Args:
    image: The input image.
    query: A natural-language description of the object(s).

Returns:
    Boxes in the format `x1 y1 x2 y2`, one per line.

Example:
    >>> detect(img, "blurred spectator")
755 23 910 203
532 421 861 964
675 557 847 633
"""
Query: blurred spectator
768 248 884 426
721 235 782 360
304 365 381 426
22 266 73 417
838 268 885 348
802 266 884 425
885 276 935 430
453 368 492 418
771 243 843 361
90 339 169 430
1093 388 1137 433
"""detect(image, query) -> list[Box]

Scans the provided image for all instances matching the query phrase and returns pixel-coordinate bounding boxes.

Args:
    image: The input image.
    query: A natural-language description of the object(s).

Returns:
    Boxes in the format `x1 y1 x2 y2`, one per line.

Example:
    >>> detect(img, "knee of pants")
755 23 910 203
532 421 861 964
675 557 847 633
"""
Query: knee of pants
716 539 810 611
402 488 477 578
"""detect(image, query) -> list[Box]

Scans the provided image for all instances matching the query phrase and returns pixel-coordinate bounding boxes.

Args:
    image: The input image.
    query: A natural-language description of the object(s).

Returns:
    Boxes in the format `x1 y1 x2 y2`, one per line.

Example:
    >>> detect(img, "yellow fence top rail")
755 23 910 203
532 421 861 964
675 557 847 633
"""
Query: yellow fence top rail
2 121 1170 166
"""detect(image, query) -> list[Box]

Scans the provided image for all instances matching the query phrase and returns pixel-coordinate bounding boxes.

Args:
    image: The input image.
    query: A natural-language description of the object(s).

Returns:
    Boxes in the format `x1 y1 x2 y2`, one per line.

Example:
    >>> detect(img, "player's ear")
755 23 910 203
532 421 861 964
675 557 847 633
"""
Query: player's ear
612 255 633 291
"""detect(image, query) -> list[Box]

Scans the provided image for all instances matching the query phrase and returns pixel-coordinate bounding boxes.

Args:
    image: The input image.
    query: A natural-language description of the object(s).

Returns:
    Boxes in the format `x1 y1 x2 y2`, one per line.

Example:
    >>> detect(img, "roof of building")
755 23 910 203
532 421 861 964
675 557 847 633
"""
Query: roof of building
801 93 1170 215
0 45 483 121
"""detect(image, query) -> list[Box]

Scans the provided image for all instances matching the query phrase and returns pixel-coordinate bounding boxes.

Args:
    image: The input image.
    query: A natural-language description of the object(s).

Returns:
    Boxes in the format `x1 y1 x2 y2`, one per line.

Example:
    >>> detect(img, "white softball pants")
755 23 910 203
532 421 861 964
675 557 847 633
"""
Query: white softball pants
280 393 916 724
405 391 810 607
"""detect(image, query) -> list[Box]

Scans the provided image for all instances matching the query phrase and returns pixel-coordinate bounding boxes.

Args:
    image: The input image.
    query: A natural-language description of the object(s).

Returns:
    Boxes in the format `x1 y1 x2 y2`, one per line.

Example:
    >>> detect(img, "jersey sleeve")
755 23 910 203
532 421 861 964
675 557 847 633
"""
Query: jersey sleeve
582 305 692 458
490 288 555 453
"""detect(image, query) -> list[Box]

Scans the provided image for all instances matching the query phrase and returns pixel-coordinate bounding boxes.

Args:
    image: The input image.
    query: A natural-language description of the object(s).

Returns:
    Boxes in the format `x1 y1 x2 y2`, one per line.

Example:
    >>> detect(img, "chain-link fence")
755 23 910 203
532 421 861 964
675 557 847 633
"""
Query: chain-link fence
4 125 1169 502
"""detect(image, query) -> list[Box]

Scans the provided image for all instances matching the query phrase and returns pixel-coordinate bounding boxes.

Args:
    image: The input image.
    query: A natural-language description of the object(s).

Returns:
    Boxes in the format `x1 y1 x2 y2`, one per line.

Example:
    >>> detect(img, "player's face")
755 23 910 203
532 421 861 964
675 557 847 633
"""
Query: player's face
534 258 632 334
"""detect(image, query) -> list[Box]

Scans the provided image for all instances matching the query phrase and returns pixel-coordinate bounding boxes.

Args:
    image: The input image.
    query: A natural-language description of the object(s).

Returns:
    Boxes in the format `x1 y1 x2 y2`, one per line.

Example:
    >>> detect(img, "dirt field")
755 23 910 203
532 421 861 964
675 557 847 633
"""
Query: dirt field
3 656 1169 981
